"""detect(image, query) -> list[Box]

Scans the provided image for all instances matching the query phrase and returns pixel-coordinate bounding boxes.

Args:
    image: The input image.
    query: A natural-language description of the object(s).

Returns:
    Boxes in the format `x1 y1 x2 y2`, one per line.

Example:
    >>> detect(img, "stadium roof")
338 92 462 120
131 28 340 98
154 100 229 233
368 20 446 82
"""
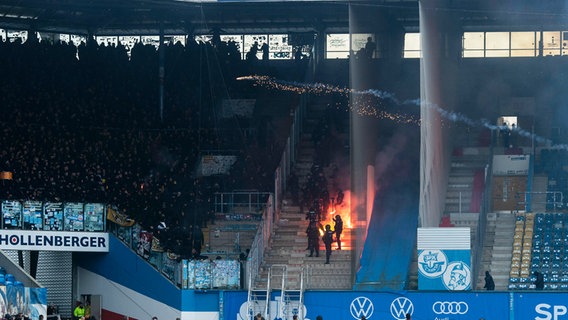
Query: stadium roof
1 1 568 36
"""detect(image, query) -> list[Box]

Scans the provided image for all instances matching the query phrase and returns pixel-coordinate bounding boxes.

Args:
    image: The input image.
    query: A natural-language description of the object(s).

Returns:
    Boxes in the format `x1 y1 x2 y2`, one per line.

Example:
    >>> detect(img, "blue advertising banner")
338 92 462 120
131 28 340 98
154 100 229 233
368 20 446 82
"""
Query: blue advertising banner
222 291 509 320
513 293 568 320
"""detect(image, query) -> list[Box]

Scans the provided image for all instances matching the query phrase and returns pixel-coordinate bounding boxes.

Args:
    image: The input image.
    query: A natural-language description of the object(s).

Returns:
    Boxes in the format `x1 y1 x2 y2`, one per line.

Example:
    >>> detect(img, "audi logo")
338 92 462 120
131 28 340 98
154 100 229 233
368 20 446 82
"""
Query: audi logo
432 301 469 315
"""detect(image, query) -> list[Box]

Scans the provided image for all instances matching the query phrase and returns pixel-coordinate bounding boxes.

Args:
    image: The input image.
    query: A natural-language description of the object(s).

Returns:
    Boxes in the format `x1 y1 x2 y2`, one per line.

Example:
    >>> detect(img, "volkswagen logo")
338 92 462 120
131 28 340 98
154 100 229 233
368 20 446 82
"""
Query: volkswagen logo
390 297 414 320
432 301 469 315
350 296 374 319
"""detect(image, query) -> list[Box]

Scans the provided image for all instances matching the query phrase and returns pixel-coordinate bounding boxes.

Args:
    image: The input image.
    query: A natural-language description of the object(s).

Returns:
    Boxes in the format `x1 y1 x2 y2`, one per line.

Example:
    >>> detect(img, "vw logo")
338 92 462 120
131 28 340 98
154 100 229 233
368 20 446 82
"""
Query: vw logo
432 301 469 315
390 297 414 320
350 296 374 319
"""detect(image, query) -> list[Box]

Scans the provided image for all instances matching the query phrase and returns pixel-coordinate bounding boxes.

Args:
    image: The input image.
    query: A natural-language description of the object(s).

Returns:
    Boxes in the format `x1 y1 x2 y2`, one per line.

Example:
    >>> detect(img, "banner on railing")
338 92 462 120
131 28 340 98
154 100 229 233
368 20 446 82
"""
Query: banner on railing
183 259 240 290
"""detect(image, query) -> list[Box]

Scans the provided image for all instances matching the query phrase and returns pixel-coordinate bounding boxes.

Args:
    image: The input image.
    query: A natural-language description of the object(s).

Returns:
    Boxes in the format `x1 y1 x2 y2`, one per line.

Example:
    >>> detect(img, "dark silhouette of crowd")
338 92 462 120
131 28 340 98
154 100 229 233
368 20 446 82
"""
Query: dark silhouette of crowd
0 34 288 258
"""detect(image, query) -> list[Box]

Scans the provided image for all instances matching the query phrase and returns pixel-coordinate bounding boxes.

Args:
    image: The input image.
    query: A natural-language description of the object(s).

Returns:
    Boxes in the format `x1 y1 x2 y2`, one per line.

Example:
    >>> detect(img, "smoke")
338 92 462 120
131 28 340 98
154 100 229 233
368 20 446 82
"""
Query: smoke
240 74 568 150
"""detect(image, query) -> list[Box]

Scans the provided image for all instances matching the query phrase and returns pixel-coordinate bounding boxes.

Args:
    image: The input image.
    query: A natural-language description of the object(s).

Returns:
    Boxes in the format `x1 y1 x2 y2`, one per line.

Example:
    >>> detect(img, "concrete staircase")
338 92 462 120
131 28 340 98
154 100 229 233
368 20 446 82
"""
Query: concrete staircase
477 212 515 290
530 175 549 212
444 152 489 215
253 96 352 290
255 204 352 290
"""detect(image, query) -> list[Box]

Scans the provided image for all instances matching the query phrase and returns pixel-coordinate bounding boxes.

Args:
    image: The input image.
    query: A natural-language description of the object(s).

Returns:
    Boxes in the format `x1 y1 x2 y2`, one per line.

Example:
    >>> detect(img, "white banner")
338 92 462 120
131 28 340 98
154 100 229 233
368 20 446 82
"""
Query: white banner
0 230 109 252
492 154 530 176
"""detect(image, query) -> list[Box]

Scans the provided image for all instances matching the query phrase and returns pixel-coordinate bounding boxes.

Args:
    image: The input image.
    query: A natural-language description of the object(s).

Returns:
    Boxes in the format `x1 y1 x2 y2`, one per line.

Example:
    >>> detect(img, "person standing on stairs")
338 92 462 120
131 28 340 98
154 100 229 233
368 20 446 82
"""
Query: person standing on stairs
484 270 495 290
333 215 343 250
307 220 320 257
322 224 334 264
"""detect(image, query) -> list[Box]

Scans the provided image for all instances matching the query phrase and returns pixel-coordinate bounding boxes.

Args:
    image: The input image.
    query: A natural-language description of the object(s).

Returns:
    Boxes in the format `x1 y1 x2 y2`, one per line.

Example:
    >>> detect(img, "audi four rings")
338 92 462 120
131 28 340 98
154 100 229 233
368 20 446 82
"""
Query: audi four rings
432 301 469 315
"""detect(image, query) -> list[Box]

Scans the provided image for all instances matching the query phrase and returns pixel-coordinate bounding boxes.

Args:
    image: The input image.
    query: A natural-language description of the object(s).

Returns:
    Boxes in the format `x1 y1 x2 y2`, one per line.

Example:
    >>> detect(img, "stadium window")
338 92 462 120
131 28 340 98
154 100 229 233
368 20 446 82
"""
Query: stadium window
403 33 421 58
141 35 160 49
562 32 568 56
542 31 562 56
326 34 350 59
119 36 141 58
221 35 244 58
165 35 185 46
269 34 293 60
351 33 376 58
7 30 27 43
70 34 86 47
485 32 509 57
96 36 118 47
463 32 484 58
195 35 212 44
0 29 5 42
511 32 537 57
243 34 268 60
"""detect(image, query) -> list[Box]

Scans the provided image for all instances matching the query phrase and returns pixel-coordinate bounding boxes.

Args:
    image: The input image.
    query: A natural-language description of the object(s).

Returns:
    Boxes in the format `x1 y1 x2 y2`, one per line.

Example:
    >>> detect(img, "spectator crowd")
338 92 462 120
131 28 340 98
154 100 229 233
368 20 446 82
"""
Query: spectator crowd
0 34 289 258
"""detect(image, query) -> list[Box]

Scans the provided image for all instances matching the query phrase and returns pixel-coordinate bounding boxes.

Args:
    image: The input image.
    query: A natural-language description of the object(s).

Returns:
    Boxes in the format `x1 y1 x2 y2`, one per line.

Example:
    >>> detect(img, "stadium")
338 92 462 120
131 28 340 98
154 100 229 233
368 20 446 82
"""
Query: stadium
0 0 567 319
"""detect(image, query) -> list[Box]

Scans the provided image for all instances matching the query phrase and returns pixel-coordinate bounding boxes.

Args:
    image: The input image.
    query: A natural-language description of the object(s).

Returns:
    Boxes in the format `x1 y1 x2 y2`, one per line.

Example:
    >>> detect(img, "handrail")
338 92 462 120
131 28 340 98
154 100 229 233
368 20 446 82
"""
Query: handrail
474 134 495 289
522 191 564 210
214 191 271 215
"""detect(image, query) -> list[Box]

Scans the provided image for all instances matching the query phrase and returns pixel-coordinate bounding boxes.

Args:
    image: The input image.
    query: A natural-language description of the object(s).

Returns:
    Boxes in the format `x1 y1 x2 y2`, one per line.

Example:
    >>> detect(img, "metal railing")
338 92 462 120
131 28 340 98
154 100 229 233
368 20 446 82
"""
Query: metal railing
214 191 271 215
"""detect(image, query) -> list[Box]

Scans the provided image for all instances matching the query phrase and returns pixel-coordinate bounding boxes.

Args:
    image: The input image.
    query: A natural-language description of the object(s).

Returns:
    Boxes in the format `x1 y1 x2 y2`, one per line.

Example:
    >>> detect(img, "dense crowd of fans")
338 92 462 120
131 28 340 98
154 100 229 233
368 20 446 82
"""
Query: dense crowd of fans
0 34 291 257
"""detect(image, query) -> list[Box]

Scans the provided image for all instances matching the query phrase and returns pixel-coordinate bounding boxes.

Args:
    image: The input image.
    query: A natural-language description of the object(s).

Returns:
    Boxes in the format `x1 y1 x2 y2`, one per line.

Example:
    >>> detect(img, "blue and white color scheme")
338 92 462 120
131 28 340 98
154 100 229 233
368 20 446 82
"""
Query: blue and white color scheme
513 293 568 320
224 291 509 320
417 228 471 290
0 230 109 252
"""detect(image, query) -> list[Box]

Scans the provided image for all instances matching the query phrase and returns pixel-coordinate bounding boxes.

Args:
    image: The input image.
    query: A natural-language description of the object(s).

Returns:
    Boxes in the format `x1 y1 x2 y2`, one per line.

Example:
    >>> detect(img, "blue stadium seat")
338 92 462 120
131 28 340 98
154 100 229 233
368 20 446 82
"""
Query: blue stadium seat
5 274 15 283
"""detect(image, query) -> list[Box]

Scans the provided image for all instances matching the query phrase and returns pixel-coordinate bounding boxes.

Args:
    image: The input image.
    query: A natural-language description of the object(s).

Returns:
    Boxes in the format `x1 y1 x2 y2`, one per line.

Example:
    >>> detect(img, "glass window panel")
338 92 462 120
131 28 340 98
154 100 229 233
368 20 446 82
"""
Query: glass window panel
43 202 64 231
511 32 536 50
463 32 484 50
326 34 350 52
63 202 84 231
486 32 509 50
269 34 293 60
0 29 5 41
221 35 244 59
2 200 22 229
562 32 568 56
485 50 510 57
23 200 43 230
404 33 420 58
59 34 70 43
7 30 27 43
141 35 160 49
511 49 536 57
243 35 267 60
404 33 420 50
70 35 86 47
404 51 421 58
326 34 349 59
463 50 484 58
162 35 185 46
84 203 105 232
119 36 140 52
96 36 118 47
352 33 373 52
326 51 349 59
195 35 212 44
542 31 561 56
